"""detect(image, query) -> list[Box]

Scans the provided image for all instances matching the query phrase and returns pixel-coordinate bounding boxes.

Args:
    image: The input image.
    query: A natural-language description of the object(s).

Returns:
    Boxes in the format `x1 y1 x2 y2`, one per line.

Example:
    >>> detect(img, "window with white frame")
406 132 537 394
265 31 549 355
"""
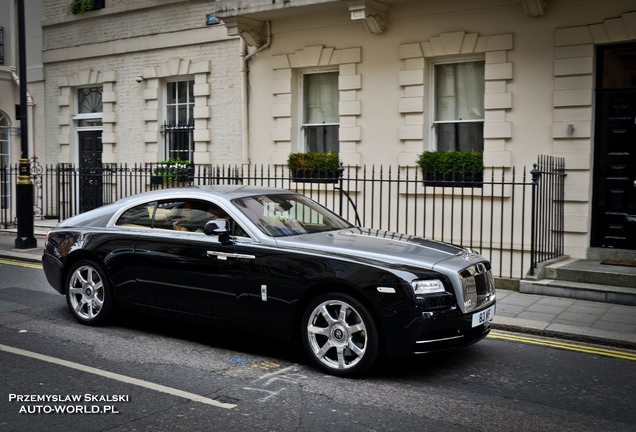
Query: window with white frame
302 71 339 153
433 60 484 152
163 79 194 162
74 86 103 128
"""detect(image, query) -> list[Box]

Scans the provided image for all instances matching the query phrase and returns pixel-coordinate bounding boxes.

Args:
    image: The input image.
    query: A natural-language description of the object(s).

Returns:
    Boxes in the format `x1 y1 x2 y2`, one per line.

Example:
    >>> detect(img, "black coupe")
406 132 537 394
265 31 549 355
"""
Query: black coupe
43 185 496 376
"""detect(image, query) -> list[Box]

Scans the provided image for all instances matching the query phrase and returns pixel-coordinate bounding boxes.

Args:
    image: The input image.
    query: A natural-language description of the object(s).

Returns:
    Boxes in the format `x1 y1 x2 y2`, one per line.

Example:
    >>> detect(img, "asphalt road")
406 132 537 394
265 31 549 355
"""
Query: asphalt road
1 259 635 432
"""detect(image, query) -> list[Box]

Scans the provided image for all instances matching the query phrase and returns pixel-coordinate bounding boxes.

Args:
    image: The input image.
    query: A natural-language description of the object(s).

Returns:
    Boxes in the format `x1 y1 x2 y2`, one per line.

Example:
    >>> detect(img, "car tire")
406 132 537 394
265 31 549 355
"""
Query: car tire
301 292 379 377
65 260 113 325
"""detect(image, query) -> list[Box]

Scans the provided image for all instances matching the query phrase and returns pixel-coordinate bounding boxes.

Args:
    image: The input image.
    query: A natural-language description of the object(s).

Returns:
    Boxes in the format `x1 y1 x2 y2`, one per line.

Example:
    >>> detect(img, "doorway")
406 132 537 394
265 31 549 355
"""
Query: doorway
592 43 636 250
78 131 103 213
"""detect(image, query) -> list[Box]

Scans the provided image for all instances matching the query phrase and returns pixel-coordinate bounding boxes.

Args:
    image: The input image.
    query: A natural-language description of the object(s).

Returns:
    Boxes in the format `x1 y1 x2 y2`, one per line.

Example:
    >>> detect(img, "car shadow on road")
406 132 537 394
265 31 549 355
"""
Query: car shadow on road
109 309 305 365
52 305 493 380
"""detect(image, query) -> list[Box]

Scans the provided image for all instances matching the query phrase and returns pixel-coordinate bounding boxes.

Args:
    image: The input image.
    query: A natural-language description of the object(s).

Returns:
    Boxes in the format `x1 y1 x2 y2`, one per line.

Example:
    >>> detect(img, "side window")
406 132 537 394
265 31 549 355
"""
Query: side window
172 201 226 233
162 199 246 235
118 199 249 236
433 60 484 152
116 202 156 228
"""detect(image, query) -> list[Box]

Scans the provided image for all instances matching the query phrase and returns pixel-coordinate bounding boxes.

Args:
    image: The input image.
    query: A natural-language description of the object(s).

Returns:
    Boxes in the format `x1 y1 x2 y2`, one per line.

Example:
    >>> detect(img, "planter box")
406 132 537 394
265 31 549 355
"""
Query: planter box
422 172 483 188
291 170 340 184
150 175 188 189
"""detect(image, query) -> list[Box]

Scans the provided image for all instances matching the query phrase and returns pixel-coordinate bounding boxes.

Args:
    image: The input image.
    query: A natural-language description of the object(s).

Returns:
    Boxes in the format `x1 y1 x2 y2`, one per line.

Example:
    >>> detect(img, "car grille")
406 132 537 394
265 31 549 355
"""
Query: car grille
459 262 495 312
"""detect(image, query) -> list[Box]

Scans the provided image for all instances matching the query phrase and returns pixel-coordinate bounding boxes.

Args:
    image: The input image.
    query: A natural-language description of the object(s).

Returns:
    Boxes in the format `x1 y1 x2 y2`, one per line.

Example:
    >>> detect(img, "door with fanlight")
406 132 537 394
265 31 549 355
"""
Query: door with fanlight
75 86 103 213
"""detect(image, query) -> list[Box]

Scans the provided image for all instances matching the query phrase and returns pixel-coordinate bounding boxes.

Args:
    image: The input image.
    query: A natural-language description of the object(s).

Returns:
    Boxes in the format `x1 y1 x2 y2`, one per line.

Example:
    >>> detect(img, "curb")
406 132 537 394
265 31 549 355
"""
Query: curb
492 316 636 351
0 250 43 264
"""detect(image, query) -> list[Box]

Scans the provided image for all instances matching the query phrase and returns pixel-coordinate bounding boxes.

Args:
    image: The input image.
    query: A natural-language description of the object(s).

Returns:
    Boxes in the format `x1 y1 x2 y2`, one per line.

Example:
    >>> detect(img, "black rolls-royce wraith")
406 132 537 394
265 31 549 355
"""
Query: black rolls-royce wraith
43 185 496 376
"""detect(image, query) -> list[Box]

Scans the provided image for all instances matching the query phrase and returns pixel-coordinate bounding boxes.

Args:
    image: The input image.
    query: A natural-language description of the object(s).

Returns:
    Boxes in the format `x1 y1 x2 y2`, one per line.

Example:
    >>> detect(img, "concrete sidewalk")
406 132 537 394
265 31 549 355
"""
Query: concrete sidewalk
1 225 635 350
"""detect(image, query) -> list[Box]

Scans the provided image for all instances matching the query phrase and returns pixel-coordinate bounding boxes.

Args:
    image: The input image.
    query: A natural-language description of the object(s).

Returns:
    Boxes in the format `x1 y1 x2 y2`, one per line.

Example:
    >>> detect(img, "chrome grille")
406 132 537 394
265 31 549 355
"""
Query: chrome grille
459 263 495 312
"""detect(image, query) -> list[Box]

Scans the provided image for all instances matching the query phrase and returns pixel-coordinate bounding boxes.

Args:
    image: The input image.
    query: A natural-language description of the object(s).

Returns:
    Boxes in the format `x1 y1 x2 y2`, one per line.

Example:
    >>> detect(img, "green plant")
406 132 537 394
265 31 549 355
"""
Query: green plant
287 152 340 172
416 151 483 176
154 158 191 182
70 0 95 15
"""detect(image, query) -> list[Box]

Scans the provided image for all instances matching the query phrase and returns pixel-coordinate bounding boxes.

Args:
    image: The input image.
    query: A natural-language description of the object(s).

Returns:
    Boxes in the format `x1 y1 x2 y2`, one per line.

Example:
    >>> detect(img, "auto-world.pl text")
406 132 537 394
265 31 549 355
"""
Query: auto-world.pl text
9 394 128 414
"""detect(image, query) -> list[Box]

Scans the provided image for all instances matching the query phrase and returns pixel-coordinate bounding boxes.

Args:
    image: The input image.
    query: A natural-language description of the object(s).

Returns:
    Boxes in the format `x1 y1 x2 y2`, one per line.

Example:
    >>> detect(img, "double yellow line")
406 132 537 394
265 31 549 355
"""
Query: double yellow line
489 331 636 361
0 259 43 270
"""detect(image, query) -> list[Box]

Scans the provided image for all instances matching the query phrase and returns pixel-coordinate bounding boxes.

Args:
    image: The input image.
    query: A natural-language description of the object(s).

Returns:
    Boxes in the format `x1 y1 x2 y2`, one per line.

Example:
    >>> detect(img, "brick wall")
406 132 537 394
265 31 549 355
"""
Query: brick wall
44 41 242 166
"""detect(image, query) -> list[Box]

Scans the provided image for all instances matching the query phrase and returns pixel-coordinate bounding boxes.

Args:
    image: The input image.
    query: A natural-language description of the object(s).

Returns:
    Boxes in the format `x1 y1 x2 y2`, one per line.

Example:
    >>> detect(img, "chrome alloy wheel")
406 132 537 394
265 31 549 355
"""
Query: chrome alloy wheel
306 299 369 371
67 264 105 321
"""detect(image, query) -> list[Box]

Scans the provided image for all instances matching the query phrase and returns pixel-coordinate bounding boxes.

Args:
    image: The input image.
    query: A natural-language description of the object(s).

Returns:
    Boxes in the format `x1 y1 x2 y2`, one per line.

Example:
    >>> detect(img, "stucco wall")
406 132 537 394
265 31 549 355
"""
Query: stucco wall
244 0 634 168
240 0 636 258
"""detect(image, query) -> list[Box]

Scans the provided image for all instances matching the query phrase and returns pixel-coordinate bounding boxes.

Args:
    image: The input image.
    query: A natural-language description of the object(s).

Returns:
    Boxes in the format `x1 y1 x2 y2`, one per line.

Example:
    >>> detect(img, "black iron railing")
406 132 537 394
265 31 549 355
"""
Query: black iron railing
530 155 567 275
0 156 565 279
0 27 4 65
162 122 194 162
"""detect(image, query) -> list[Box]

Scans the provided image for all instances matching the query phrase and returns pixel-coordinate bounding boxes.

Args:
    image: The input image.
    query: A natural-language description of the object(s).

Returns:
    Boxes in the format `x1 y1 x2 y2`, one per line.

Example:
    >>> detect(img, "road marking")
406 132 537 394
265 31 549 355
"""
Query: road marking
0 343 236 409
0 259 43 270
489 331 636 361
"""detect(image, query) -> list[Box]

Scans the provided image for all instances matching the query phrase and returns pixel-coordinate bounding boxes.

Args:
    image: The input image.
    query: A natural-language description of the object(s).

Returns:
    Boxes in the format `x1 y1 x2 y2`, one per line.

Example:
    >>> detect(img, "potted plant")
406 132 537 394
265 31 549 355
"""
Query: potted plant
70 0 95 14
416 151 483 187
287 152 341 183
152 158 191 186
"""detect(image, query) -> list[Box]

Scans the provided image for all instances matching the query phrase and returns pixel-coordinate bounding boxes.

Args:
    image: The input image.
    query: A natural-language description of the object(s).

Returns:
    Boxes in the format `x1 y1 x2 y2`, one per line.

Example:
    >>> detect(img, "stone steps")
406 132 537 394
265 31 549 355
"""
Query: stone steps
521 258 636 306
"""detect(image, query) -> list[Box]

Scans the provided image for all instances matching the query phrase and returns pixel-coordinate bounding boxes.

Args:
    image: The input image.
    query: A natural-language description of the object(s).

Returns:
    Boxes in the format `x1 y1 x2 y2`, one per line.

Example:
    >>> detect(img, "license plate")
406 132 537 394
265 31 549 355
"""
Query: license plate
472 304 495 328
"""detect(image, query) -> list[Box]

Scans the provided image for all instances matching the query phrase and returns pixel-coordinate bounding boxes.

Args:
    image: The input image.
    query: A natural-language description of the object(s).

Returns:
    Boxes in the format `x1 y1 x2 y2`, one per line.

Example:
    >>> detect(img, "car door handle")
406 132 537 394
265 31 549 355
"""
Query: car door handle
207 251 255 260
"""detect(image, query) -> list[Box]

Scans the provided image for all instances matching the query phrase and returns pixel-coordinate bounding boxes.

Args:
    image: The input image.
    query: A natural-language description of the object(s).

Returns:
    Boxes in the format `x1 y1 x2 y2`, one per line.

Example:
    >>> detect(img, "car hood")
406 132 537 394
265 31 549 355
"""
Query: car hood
274 228 470 270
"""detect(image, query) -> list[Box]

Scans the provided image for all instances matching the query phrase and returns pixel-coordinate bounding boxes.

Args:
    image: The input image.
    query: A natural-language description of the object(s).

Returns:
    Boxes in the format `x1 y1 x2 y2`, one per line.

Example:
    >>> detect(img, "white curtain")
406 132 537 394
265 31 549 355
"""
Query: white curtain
304 72 339 125
435 61 484 122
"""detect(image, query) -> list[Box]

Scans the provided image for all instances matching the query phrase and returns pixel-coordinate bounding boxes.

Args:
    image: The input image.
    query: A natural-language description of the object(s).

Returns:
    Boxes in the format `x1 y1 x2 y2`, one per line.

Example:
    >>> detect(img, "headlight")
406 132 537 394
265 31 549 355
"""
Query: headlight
411 279 445 296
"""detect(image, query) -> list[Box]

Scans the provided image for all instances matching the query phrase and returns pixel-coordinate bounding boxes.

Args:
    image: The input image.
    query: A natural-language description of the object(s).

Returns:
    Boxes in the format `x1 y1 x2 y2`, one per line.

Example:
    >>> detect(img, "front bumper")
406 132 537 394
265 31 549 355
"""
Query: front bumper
384 301 495 359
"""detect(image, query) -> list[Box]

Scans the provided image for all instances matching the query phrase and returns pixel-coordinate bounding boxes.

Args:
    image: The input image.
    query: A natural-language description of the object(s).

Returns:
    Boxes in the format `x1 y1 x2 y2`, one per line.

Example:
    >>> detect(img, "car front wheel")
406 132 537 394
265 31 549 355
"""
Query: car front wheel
65 260 113 325
301 293 379 376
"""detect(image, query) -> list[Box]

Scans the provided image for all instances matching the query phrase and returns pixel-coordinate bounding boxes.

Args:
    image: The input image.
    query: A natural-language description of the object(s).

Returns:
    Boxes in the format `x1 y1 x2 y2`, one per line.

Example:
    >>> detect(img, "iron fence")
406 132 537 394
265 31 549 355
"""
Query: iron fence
0 156 565 279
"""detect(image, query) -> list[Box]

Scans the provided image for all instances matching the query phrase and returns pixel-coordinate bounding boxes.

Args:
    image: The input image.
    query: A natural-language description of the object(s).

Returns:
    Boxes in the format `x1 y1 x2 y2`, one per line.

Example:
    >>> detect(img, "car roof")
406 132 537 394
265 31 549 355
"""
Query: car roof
56 185 297 229
116 184 294 204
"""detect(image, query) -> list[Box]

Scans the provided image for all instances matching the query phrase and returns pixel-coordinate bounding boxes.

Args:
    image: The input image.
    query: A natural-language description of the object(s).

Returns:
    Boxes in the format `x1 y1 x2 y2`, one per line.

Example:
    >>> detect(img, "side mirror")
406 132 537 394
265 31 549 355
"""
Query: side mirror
204 219 231 245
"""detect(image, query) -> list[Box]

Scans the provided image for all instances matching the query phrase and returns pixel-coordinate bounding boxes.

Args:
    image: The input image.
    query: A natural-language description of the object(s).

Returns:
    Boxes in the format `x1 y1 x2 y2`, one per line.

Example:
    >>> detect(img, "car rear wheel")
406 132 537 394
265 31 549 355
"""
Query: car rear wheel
65 260 113 325
301 292 379 377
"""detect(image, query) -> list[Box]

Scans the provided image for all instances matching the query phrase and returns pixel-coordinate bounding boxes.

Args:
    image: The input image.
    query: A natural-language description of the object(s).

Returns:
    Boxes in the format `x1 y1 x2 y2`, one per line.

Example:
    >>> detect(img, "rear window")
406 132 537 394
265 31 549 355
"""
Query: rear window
116 202 156 228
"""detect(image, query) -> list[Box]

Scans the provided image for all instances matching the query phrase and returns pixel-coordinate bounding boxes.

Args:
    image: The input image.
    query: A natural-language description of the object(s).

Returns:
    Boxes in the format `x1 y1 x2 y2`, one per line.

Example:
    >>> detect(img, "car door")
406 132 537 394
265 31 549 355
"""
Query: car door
131 199 250 323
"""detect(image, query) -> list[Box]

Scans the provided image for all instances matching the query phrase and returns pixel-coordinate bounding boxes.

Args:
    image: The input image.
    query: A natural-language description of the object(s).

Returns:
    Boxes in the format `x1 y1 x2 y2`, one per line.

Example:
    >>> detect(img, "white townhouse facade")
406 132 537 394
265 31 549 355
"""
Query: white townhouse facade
38 0 636 263
212 0 636 261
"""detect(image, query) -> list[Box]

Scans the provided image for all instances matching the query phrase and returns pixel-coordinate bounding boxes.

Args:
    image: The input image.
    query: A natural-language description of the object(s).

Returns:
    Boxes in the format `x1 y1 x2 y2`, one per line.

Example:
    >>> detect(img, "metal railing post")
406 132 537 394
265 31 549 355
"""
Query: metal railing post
529 163 541 276
338 163 344 216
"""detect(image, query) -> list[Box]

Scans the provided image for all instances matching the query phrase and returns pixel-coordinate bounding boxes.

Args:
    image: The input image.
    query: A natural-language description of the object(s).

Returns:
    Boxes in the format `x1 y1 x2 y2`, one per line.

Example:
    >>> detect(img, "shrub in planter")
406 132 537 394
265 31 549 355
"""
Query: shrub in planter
287 152 340 183
416 151 483 186
70 0 95 14
153 158 191 184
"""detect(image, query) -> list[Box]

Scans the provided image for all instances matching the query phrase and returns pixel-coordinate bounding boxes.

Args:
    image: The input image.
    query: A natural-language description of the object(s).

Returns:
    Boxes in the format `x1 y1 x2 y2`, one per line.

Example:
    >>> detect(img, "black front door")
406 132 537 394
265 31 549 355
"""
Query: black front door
592 44 636 249
78 131 103 213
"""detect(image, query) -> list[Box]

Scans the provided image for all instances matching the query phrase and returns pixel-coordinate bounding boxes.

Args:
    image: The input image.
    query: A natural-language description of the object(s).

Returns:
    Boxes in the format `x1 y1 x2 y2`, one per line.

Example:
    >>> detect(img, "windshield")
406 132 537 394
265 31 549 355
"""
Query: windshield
232 194 352 237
